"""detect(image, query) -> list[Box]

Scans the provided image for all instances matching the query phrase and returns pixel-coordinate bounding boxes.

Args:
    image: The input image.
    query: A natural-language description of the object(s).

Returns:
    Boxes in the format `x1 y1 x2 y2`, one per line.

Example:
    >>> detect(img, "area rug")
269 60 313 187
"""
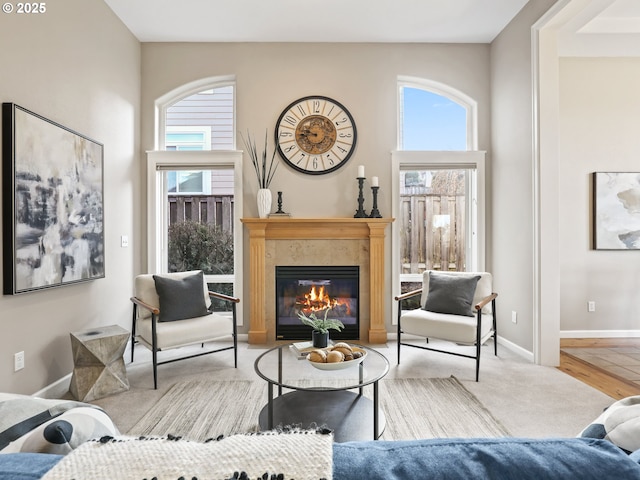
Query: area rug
128 376 509 441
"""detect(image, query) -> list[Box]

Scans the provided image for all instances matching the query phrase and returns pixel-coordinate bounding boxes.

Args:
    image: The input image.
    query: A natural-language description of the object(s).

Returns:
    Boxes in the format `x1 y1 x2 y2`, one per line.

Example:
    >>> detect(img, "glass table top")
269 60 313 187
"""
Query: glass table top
254 343 390 391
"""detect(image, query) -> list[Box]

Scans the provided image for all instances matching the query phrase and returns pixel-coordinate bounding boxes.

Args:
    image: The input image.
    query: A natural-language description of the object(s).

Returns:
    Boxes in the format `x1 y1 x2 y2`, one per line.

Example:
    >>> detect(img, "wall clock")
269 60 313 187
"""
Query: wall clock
275 95 357 175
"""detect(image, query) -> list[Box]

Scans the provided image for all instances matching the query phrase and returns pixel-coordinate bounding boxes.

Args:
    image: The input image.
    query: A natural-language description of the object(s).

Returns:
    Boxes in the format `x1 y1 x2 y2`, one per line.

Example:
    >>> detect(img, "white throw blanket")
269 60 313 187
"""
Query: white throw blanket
43 430 333 480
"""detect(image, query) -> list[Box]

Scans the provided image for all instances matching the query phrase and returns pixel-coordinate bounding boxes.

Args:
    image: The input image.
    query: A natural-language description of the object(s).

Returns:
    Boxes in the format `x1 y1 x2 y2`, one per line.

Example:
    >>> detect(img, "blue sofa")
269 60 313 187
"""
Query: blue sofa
2 436 640 479
334 437 640 479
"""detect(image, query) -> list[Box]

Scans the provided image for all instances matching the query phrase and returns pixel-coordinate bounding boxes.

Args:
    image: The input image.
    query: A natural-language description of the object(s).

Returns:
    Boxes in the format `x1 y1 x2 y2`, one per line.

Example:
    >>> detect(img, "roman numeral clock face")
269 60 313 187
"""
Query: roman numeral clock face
275 96 357 175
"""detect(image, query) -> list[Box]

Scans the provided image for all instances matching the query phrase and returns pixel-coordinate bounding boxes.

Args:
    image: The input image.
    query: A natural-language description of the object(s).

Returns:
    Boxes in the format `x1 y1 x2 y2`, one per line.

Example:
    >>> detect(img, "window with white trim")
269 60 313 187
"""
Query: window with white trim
150 78 242 320
393 77 485 314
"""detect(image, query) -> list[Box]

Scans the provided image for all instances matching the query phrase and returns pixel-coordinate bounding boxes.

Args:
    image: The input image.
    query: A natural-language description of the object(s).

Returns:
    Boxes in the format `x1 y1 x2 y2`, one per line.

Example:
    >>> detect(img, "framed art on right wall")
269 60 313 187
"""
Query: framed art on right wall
593 172 640 250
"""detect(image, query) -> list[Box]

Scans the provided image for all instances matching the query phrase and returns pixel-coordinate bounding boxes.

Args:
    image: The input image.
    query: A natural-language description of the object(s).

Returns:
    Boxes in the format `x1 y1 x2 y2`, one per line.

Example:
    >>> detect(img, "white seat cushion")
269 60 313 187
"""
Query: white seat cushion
137 313 232 350
400 309 493 345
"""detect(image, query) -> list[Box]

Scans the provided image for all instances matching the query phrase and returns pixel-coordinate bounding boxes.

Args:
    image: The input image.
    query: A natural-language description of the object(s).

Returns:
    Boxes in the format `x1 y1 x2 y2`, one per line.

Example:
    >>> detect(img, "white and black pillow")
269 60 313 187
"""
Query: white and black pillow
580 395 640 454
0 393 119 455
153 271 210 322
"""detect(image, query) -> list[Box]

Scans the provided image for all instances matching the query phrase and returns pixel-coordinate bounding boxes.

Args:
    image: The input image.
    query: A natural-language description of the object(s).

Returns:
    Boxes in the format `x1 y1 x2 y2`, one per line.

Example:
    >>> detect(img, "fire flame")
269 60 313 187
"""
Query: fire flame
297 285 349 315
306 286 334 308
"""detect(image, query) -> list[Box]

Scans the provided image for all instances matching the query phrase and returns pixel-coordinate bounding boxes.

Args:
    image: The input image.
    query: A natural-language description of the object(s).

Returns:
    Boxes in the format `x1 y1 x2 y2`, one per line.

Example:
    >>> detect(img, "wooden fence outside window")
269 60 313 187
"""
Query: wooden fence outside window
399 193 465 273
168 195 234 233
169 193 464 273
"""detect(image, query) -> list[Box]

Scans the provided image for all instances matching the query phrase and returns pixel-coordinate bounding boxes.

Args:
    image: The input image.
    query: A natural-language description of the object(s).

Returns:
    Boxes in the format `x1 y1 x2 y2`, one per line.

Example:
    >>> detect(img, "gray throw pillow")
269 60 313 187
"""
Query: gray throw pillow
423 272 481 317
153 271 210 322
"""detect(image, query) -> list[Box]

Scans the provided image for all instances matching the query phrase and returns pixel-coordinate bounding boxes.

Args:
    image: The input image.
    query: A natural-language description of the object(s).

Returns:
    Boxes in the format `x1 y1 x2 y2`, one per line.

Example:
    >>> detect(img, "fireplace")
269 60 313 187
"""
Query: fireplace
242 218 393 344
275 266 359 341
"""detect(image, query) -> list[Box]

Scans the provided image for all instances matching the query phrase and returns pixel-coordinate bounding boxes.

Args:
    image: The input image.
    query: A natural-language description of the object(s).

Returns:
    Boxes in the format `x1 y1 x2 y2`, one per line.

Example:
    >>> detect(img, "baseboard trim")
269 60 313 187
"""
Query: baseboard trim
34 332 539 398
561 330 640 339
33 336 252 399
33 373 71 399
496 335 534 362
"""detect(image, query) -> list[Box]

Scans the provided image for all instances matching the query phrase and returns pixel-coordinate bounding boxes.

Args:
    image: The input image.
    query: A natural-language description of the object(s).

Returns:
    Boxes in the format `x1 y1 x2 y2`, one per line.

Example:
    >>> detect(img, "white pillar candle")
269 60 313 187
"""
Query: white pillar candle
358 165 365 178
372 176 379 187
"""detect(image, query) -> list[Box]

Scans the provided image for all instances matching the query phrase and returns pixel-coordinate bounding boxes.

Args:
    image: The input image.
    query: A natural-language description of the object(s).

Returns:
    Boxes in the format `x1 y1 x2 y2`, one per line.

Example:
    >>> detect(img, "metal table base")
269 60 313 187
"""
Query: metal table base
258 387 386 442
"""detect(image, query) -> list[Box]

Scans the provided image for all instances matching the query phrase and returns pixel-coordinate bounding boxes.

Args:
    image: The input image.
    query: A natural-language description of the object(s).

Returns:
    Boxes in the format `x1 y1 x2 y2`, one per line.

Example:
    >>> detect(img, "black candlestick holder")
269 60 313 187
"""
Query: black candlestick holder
369 186 382 218
354 177 368 218
275 191 285 214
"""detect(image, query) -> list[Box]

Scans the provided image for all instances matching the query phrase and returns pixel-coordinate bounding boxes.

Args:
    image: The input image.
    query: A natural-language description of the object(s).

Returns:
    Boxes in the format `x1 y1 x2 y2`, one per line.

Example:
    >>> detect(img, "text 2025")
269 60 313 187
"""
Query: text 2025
17 2 46 13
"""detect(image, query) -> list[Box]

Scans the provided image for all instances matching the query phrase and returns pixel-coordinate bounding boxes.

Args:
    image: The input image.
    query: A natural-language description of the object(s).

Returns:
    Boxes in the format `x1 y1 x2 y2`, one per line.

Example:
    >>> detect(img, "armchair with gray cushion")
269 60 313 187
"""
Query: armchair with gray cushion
395 270 497 381
130 270 239 388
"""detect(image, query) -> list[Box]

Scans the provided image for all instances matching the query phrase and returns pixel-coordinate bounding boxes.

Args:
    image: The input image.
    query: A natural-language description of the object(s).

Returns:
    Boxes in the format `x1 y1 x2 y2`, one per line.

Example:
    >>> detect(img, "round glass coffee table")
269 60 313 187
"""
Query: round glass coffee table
254 344 389 442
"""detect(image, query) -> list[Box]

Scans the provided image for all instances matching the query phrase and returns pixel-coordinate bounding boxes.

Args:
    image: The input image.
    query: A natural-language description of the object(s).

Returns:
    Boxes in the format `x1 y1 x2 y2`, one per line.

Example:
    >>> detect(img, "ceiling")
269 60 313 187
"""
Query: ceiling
103 0 640 55
556 0 640 56
102 0 530 43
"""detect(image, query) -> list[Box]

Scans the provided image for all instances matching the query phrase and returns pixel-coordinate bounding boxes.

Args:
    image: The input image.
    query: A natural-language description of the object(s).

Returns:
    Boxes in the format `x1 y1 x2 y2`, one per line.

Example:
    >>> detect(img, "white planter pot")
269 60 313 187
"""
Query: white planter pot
257 188 272 219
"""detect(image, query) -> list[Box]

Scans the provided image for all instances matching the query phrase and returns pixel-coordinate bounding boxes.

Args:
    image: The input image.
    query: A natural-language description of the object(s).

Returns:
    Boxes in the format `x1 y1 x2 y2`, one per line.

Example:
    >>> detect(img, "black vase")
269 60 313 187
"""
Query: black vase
312 330 329 348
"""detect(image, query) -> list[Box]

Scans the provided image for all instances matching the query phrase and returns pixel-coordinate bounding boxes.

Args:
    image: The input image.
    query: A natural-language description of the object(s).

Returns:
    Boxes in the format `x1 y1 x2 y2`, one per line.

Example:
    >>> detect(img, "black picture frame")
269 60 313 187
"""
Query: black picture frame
2 103 105 294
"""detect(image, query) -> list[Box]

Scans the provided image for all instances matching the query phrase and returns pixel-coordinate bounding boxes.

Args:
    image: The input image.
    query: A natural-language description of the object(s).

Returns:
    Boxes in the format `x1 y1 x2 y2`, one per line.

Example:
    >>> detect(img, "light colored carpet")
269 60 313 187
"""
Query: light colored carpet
90 340 615 438
127 376 509 441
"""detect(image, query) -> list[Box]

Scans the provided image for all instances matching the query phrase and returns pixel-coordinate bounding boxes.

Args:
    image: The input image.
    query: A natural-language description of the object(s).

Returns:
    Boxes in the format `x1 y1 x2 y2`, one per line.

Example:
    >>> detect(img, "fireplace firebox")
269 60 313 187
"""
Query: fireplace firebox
275 266 359 341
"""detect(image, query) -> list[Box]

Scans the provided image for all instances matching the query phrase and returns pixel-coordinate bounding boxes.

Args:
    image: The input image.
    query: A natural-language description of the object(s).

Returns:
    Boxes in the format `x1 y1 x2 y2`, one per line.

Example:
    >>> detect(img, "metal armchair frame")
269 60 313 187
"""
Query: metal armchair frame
130 290 239 389
395 288 497 381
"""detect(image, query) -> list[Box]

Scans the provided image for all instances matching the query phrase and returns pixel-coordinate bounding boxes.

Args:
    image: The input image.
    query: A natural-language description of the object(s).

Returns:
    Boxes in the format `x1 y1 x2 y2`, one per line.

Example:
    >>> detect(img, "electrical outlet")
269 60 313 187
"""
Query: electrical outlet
120 235 129 248
588 301 596 312
511 311 517 324
14 351 24 371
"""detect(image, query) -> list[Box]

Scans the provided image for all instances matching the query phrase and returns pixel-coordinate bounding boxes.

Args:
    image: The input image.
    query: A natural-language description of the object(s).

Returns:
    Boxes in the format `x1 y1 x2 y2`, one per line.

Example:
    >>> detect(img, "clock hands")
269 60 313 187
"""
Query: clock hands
301 128 318 138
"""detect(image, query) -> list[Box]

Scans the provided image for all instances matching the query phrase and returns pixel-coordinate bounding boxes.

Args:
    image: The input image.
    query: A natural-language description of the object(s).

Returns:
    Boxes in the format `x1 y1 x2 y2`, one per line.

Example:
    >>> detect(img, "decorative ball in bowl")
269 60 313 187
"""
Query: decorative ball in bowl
306 342 367 370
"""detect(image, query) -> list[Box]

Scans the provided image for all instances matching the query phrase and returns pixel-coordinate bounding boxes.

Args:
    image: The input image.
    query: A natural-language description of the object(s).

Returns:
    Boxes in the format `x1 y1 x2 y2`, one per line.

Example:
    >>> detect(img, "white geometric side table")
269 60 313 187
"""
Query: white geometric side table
69 325 130 402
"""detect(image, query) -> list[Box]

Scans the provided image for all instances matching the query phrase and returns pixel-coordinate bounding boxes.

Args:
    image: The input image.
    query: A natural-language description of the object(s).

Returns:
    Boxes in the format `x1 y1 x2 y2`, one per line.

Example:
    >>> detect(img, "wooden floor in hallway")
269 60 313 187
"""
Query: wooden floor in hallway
558 338 640 400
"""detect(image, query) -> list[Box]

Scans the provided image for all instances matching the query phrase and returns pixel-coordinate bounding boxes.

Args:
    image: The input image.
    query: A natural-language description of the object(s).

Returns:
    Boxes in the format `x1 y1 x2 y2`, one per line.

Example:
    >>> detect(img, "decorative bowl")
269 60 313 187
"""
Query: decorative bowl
306 347 367 370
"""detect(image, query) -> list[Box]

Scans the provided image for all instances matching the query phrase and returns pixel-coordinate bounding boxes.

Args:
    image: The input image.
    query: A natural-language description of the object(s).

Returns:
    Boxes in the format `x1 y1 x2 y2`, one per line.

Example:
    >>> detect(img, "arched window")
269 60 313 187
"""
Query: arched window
398 77 477 151
148 76 242 321
393 77 485 317
157 78 235 151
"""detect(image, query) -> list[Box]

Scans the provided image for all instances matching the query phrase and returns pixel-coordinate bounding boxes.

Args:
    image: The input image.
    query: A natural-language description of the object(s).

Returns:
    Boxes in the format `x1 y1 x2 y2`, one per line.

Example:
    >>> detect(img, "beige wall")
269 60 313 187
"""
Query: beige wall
0 0 140 394
490 0 557 355
140 42 492 335
559 57 640 333
141 43 492 214
491 1 640 363
1 0 592 393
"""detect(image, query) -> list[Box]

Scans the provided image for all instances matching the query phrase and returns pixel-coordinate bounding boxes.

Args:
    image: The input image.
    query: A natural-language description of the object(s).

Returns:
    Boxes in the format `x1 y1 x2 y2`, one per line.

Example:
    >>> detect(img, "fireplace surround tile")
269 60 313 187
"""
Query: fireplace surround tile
268 240 368 341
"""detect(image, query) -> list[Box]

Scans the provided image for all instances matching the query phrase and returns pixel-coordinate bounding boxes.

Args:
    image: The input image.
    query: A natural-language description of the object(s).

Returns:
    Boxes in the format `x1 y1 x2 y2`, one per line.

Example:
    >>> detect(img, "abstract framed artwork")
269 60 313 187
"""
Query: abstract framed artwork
2 103 104 294
593 172 640 250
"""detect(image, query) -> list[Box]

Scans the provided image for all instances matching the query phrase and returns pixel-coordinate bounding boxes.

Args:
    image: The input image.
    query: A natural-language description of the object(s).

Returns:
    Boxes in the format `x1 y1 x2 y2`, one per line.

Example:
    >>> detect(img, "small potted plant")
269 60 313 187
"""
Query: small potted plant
298 309 345 348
